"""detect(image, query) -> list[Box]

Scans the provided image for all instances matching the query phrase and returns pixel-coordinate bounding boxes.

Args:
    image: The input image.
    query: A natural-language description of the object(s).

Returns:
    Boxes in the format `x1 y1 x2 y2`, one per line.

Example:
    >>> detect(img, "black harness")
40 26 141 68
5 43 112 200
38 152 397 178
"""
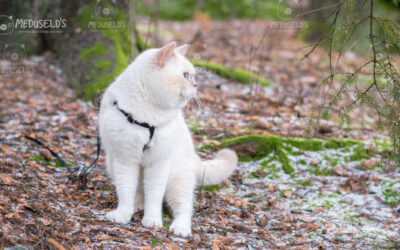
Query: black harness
113 101 156 151
25 99 156 190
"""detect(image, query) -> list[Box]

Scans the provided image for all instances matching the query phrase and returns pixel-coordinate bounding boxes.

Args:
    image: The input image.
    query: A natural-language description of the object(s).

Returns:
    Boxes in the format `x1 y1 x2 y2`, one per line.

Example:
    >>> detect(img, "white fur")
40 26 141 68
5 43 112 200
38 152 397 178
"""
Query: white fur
99 42 237 236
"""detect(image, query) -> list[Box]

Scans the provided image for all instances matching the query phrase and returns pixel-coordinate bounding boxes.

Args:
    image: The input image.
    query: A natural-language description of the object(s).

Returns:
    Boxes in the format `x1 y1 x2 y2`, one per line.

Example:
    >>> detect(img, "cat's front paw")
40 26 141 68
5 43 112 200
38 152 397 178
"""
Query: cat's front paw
170 220 191 237
106 209 133 224
141 216 163 228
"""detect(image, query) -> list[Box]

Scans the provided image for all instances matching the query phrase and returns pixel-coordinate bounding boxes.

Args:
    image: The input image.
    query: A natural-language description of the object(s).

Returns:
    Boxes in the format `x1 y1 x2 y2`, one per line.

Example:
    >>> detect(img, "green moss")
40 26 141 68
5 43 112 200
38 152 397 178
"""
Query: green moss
29 155 46 162
74 3 131 101
380 180 400 206
349 146 371 161
308 166 332 176
221 135 370 177
196 143 217 153
374 139 393 152
285 138 324 151
84 41 129 101
253 159 281 179
191 59 271 87
323 154 339 167
187 119 204 134
221 135 279 159
298 159 307 165
276 147 294 174
150 238 163 247
200 184 221 192
296 179 313 187
95 60 112 70
54 160 74 168
220 135 294 174
322 200 334 210
81 43 107 62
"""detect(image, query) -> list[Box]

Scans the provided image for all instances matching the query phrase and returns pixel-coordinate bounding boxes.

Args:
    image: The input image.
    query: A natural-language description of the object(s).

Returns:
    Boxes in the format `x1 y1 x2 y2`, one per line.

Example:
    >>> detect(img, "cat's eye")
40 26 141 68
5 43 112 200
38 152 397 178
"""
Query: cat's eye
183 72 189 80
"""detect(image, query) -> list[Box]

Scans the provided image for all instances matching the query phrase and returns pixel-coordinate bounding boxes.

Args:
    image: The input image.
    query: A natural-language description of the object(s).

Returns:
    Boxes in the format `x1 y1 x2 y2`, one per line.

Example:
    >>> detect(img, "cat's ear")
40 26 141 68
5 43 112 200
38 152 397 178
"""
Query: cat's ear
175 44 189 56
156 42 176 67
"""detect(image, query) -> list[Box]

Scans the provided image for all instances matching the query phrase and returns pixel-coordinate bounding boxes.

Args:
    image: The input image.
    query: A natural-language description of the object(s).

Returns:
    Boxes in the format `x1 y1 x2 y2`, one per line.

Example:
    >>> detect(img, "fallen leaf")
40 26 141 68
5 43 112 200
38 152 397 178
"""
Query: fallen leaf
0 174 15 185
283 190 292 198
333 166 348 176
42 218 52 225
295 237 307 244
268 184 274 192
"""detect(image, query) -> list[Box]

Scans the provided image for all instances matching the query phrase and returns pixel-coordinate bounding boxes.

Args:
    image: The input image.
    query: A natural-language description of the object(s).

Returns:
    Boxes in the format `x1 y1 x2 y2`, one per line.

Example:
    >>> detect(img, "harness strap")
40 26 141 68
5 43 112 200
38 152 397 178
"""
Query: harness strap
113 101 156 151
25 135 100 190
25 99 102 190
24 100 156 190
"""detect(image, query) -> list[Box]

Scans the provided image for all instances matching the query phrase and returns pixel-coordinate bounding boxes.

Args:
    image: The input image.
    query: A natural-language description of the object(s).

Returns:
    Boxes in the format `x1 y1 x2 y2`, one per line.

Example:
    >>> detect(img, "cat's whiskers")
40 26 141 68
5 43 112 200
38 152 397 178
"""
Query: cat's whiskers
193 96 201 109
189 90 204 110
188 97 198 110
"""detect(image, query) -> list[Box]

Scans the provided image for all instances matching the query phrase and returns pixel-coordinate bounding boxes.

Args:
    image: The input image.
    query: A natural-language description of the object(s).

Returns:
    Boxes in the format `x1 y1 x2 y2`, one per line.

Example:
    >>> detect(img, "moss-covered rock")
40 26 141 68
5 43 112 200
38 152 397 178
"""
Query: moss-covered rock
220 135 369 175
67 1 132 100
191 59 272 87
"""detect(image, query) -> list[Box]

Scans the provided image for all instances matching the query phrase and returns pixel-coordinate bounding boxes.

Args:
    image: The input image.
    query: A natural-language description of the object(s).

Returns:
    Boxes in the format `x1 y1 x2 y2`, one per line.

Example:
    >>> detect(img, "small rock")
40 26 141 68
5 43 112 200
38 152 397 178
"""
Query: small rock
40 148 52 161
318 125 333 134
257 215 268 227
253 119 272 130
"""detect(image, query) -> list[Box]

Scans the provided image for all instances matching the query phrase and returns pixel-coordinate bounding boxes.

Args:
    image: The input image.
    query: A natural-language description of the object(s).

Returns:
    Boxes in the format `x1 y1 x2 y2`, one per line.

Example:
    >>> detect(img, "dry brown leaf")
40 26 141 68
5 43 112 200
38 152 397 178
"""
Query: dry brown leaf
295 237 307 244
0 174 15 185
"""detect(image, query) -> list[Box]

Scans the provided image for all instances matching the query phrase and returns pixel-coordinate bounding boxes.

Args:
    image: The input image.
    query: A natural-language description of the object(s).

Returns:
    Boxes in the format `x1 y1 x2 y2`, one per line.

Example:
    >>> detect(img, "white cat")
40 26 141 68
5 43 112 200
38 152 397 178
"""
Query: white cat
98 42 237 236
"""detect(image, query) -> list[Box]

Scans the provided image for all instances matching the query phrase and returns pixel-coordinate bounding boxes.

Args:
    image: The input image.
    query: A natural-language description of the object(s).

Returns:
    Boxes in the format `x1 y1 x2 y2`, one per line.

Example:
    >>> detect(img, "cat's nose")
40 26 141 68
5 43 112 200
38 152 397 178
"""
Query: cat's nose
193 81 197 88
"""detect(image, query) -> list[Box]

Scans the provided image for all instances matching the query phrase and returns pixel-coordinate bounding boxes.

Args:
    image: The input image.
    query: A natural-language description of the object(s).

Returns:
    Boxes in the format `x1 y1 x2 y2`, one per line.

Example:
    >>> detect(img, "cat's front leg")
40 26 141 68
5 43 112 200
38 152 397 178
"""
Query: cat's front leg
106 158 140 224
141 159 171 228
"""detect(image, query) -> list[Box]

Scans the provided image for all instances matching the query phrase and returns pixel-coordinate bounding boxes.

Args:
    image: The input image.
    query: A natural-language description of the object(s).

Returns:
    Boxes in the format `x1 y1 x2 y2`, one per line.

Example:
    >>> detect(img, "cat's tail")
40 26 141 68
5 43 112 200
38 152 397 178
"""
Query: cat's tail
196 149 238 186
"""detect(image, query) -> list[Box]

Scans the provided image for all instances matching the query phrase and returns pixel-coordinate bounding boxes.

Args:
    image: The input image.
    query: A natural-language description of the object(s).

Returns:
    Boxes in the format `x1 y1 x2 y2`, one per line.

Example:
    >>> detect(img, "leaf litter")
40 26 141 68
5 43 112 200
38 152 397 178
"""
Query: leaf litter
1 18 399 249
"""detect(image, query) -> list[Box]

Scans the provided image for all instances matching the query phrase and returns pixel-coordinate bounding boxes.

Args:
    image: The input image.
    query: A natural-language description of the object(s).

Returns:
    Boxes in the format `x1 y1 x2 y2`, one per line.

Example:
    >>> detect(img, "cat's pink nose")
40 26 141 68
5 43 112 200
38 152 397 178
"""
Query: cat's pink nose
193 82 197 88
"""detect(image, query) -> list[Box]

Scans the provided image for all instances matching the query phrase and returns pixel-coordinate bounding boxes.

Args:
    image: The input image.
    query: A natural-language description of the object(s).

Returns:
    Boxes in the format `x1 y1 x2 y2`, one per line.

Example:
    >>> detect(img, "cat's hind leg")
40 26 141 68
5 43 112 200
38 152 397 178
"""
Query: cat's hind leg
141 159 171 228
105 152 115 184
134 166 144 213
165 170 196 236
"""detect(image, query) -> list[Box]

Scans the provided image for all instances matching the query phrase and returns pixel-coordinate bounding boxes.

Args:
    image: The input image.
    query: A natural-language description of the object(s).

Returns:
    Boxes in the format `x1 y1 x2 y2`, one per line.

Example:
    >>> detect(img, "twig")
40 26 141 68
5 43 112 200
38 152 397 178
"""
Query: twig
47 238 67 250
313 3 342 137
345 0 377 108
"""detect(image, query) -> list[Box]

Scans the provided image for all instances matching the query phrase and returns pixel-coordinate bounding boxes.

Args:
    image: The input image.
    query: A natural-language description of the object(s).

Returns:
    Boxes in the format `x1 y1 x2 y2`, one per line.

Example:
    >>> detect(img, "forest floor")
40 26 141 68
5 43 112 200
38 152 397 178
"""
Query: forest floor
1 19 400 249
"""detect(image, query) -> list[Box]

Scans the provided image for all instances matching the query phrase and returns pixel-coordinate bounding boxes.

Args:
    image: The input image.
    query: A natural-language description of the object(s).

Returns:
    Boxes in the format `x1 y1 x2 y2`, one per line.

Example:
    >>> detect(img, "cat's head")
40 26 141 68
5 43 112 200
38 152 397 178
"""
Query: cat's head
135 42 197 109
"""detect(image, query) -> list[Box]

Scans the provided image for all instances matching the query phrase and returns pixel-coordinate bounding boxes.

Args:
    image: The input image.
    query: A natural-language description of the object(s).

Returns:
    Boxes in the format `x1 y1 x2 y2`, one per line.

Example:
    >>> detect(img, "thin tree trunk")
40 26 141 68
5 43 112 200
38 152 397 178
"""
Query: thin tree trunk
154 0 160 47
129 0 136 60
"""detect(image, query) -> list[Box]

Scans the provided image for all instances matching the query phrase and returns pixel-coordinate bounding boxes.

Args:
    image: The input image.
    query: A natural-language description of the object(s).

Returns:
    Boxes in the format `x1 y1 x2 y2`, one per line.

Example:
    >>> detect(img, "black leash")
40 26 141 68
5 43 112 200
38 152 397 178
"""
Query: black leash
25 135 101 190
24 100 156 190
113 101 156 151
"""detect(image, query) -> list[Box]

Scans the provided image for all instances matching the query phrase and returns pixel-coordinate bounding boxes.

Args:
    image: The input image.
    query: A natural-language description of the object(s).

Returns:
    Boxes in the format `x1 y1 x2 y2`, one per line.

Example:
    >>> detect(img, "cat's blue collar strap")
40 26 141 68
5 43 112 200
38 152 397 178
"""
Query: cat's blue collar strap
113 101 155 151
